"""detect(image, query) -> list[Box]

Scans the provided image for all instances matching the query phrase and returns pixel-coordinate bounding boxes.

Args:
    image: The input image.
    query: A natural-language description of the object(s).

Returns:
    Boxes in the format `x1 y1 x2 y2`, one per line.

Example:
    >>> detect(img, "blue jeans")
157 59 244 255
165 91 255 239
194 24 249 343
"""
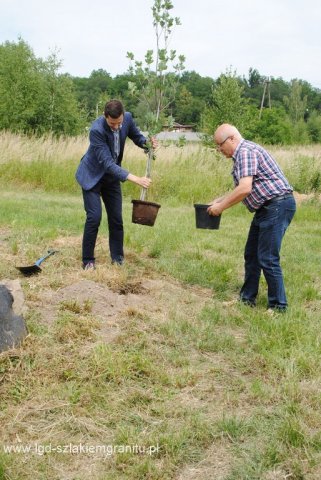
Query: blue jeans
82 175 124 264
240 194 296 309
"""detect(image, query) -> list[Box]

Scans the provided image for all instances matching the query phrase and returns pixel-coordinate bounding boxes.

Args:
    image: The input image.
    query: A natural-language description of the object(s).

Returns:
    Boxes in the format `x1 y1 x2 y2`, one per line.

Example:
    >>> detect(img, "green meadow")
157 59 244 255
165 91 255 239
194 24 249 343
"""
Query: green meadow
0 133 320 479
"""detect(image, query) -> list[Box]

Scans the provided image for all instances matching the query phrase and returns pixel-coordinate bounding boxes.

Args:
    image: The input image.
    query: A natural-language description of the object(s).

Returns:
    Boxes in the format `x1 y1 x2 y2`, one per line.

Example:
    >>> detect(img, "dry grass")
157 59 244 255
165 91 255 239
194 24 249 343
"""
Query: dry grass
0 131 205 166
1 233 228 479
0 131 88 165
1 130 320 169
268 143 321 165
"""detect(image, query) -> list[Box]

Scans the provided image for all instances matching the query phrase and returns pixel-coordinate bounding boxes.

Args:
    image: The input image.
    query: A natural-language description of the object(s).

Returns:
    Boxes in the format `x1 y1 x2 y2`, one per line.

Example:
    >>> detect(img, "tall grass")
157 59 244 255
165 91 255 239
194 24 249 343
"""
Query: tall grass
0 131 87 193
0 132 320 198
0 131 87 164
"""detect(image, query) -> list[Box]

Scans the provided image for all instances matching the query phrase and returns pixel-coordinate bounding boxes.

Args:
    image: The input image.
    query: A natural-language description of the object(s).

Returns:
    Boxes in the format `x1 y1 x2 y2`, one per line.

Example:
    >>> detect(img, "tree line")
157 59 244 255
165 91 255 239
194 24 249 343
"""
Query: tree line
1 38 321 144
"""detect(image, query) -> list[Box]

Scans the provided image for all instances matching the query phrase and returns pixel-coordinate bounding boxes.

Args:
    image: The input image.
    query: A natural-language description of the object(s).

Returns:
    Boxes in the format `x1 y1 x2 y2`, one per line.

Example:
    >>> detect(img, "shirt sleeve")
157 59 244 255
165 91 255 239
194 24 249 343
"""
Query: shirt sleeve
237 148 258 178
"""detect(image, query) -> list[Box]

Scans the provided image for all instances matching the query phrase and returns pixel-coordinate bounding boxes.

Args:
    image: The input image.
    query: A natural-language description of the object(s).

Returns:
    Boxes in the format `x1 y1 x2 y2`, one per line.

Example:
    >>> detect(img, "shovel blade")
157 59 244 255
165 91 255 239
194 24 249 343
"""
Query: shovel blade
15 249 57 276
16 265 42 276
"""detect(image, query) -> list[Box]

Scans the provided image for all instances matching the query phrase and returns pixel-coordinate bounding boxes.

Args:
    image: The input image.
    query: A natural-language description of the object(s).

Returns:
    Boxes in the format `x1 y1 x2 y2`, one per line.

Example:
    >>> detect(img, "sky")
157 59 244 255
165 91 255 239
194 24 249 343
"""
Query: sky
1 0 321 88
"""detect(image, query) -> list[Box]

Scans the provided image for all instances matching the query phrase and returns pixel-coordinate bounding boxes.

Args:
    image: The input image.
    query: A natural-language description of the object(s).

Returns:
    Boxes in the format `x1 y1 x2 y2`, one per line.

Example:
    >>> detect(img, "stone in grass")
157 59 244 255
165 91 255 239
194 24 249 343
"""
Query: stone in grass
0 284 28 353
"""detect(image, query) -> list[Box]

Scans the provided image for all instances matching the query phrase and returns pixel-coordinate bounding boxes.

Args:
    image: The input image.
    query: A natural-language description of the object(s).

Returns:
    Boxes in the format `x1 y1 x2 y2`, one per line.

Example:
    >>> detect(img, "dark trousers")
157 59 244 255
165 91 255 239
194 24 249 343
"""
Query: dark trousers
82 175 124 264
240 194 296 309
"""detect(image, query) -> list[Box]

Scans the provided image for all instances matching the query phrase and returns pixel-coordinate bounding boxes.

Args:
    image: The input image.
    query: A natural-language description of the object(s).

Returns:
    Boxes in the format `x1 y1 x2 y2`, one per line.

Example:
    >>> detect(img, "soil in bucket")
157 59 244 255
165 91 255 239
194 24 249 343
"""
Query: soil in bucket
194 204 221 229
132 200 161 227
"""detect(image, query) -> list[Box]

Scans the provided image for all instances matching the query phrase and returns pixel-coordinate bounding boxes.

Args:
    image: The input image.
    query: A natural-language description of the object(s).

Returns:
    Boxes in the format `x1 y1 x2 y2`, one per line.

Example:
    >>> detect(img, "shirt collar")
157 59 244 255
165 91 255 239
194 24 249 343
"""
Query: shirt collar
232 138 244 161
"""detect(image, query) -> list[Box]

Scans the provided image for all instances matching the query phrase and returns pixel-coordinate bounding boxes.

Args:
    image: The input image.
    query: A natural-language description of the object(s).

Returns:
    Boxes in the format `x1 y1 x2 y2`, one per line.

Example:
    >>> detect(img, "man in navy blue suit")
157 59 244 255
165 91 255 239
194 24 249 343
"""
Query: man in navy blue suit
76 99 157 269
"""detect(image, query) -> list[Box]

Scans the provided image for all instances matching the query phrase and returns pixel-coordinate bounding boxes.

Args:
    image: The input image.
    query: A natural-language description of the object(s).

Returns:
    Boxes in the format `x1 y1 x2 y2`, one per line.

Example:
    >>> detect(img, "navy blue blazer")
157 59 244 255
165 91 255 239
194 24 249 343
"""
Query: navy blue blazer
75 113 148 190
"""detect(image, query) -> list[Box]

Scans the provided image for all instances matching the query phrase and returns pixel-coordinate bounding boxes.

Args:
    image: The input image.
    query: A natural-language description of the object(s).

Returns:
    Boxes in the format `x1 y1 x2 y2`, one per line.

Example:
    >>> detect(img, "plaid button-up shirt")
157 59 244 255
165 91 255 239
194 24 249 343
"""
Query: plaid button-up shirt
232 139 293 212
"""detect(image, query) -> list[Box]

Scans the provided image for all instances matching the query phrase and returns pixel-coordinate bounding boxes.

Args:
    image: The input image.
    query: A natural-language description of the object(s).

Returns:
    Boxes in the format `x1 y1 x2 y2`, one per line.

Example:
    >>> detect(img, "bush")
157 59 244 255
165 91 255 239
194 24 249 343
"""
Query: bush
307 111 321 143
290 156 321 193
254 108 292 145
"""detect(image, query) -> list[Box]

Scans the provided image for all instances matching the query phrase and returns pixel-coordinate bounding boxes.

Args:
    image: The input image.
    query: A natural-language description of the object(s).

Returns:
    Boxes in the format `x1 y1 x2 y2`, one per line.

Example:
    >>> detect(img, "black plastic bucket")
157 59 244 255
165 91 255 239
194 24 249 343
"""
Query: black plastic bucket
194 204 221 229
132 200 161 226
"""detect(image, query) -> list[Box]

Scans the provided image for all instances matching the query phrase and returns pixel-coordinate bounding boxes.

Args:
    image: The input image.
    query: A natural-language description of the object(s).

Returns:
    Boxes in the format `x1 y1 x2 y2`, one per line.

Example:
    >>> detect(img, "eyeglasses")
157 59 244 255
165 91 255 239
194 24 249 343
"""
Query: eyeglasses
217 136 232 148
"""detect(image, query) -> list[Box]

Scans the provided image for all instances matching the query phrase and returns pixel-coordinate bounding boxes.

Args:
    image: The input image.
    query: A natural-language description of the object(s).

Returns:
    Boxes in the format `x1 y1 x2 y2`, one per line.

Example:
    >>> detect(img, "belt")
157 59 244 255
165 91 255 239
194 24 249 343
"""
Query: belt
263 193 293 206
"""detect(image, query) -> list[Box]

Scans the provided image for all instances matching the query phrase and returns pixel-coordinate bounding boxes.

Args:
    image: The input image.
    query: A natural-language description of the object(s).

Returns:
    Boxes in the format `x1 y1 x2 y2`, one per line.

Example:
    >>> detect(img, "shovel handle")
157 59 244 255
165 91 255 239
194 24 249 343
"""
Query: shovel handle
35 249 57 267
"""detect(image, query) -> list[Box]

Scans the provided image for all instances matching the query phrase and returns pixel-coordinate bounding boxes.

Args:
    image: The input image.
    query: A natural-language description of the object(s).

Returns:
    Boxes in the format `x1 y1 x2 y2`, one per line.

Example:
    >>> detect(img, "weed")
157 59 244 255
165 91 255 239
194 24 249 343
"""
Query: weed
54 311 100 343
59 299 93 314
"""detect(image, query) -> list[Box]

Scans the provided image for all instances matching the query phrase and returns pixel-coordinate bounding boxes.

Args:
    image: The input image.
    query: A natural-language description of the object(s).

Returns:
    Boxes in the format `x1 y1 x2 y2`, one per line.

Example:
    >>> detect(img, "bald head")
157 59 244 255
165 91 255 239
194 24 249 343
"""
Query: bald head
214 124 242 143
214 124 243 157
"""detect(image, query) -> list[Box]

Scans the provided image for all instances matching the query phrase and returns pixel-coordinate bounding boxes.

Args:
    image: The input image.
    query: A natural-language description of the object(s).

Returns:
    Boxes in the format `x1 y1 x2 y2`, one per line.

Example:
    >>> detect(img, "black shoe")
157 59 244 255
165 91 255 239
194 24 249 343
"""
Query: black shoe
267 306 287 313
240 299 256 307
111 256 124 266
83 261 95 270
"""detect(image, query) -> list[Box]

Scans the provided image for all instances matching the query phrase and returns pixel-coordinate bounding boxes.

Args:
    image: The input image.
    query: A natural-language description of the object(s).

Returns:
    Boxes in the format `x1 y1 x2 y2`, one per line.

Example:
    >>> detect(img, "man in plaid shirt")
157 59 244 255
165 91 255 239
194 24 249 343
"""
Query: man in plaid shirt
208 124 296 311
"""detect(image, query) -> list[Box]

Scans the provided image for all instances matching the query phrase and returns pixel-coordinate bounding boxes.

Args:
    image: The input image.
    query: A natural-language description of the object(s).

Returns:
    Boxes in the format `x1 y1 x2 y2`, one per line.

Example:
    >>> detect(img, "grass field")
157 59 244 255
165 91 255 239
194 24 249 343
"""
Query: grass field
0 134 320 479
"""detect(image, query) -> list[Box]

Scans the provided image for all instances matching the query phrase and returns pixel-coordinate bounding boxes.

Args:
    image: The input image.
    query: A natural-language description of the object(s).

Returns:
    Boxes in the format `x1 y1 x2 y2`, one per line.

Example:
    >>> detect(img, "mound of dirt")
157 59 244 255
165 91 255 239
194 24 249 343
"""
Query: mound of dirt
32 276 211 348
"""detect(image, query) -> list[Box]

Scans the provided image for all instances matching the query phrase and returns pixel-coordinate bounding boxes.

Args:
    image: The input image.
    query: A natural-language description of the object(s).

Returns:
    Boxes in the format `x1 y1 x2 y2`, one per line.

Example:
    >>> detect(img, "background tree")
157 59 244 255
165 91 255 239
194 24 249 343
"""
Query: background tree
173 86 203 125
72 69 114 120
243 68 266 107
2 35 321 143
180 71 214 102
307 111 321 143
254 107 292 145
36 52 86 135
173 71 214 127
283 80 310 143
0 38 86 135
269 77 291 107
284 80 308 123
200 69 256 140
112 73 138 113
0 39 41 132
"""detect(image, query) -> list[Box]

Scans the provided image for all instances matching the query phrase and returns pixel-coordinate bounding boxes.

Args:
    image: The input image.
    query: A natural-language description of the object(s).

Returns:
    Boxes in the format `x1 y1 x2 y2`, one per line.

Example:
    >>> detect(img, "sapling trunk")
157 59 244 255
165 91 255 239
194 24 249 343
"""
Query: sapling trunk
140 148 154 201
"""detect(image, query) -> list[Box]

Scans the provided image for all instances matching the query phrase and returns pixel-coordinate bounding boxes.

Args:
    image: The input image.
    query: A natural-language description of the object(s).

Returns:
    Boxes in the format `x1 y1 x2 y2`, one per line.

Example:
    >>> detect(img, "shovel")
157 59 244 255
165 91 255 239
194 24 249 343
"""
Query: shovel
16 249 58 276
